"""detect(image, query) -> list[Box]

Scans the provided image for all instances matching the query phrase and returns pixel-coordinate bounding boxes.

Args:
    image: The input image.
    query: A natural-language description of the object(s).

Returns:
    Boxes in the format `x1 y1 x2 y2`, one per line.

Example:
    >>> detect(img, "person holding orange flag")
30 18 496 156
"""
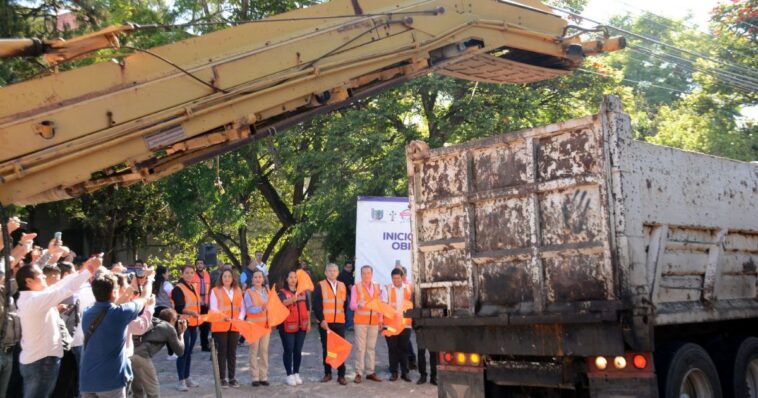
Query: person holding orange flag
383 268 413 382
313 263 349 385
278 270 310 387
350 265 383 383
170 264 201 391
243 269 271 387
209 268 244 388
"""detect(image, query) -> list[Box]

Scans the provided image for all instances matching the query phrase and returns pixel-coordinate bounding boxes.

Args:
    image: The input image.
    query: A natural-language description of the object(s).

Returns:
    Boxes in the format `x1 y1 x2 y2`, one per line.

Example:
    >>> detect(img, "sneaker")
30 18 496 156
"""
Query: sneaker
176 381 189 392
167 354 178 360
294 373 303 385
229 380 240 388
185 378 199 388
286 375 297 386
252 381 261 387
220 380 228 389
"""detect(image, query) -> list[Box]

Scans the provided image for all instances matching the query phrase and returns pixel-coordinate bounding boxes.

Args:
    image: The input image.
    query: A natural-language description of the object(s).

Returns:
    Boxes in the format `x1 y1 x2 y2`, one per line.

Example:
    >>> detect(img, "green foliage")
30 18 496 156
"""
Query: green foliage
3 0 756 271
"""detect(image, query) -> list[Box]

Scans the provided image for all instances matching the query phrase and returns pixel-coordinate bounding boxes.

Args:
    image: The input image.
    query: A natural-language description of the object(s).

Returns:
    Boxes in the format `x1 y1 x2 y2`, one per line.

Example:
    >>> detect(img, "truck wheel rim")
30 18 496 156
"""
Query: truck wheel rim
680 368 714 398
746 358 758 398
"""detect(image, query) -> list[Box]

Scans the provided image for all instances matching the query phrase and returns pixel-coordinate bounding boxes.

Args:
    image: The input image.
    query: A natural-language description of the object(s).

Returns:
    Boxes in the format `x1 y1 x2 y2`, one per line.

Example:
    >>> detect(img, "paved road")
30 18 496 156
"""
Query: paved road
156 327 437 397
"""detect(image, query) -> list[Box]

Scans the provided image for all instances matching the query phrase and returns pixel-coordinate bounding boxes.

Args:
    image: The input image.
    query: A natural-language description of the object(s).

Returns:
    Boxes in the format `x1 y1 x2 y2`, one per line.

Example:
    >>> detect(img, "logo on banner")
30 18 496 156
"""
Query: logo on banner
400 208 411 223
371 208 384 221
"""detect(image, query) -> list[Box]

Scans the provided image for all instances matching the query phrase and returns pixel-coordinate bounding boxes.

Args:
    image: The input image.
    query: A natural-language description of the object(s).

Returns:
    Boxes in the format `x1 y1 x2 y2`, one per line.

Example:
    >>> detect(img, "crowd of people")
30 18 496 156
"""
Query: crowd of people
0 217 437 398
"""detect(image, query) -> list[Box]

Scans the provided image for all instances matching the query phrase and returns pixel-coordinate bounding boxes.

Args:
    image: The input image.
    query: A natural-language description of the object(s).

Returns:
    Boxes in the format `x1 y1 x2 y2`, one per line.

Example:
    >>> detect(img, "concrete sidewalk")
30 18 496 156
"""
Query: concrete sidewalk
156 327 437 397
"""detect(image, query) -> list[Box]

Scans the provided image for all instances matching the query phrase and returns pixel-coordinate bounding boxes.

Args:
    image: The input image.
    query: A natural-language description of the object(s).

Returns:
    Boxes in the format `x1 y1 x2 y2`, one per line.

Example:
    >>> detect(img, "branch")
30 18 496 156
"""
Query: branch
197 212 241 269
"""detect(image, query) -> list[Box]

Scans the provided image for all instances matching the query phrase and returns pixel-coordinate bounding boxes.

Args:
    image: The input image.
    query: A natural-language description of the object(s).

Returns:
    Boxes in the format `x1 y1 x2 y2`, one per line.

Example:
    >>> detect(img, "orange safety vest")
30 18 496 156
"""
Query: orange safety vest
354 282 381 325
281 288 309 333
176 282 201 327
244 288 268 326
386 284 413 328
319 280 346 324
192 271 212 306
211 287 243 333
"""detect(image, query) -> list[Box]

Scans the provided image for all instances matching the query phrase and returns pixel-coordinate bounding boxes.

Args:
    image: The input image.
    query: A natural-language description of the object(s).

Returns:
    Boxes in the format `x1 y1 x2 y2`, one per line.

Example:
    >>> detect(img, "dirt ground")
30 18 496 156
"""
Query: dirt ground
156 327 437 397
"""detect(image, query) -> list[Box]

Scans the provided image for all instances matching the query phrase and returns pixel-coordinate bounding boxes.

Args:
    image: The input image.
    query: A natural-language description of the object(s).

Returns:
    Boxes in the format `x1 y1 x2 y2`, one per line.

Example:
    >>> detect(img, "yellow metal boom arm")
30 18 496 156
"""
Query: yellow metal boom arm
0 0 623 205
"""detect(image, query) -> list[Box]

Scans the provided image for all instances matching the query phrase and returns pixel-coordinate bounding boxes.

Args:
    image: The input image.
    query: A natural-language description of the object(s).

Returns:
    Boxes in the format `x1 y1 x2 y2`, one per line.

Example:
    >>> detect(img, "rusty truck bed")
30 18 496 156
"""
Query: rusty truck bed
407 96 758 355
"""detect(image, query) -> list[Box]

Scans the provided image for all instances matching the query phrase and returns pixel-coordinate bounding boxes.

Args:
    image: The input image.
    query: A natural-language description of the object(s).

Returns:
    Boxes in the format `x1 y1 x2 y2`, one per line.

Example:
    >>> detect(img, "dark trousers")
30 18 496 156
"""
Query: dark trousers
418 347 437 379
176 326 197 381
52 349 78 397
386 328 411 375
319 323 346 377
279 329 306 376
409 337 416 364
199 306 210 350
212 331 240 381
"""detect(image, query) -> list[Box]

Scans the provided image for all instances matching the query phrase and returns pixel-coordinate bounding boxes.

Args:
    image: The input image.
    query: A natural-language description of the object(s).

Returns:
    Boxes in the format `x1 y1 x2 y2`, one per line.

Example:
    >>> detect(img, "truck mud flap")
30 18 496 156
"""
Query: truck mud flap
438 368 486 398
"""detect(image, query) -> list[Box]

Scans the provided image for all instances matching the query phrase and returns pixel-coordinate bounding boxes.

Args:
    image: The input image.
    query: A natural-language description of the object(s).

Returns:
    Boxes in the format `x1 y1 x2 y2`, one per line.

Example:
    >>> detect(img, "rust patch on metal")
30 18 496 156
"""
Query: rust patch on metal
536 129 597 182
539 187 603 246
478 261 533 306
472 143 528 191
418 205 466 243
543 254 608 304
422 249 467 283
475 197 530 252
419 155 466 201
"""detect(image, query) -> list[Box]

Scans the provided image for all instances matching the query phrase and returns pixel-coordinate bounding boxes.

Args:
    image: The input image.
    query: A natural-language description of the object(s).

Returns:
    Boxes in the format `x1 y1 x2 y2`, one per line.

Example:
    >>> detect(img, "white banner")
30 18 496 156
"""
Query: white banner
355 196 412 287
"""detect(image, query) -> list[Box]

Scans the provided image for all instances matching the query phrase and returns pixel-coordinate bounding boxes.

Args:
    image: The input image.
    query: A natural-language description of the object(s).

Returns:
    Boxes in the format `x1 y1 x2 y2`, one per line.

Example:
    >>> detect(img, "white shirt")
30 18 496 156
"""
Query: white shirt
71 282 96 347
17 270 91 364
209 287 246 320
327 279 338 295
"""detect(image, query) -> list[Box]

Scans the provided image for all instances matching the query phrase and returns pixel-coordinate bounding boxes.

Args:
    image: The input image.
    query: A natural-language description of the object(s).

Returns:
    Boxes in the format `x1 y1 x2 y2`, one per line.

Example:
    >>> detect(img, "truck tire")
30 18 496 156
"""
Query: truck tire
656 342 722 398
710 336 758 397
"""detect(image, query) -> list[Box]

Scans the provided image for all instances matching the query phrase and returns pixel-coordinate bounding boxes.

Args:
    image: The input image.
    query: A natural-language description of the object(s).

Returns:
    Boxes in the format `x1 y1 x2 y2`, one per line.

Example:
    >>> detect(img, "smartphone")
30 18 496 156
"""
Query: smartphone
53 231 62 244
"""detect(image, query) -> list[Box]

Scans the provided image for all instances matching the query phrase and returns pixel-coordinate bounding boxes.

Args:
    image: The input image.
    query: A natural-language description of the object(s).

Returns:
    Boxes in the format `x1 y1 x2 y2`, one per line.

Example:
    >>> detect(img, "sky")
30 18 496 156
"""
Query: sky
584 0 716 29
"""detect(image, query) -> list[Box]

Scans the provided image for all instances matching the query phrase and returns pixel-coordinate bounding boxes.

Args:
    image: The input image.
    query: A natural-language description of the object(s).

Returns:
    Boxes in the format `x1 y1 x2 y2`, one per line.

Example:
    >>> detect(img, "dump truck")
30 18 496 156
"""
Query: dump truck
406 96 758 398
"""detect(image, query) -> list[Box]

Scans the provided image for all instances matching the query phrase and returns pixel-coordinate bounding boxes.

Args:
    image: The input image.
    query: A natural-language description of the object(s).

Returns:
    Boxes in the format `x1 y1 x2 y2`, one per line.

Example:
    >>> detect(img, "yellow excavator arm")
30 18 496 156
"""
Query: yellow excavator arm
0 0 623 205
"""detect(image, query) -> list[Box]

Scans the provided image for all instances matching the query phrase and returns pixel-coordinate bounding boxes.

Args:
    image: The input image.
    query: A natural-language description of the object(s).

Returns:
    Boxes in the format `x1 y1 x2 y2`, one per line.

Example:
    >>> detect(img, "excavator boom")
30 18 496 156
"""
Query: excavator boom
0 0 623 205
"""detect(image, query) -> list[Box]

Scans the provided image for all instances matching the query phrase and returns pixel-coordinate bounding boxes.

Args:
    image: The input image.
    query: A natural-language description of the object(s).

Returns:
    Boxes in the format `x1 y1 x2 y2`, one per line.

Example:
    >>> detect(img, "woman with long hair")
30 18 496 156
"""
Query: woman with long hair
153 265 173 316
210 268 244 388
244 269 271 387
278 270 310 386
171 264 201 391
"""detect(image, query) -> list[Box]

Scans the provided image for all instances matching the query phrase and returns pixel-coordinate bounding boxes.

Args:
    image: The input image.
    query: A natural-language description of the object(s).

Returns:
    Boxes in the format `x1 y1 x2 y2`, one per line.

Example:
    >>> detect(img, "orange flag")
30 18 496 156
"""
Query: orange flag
266 285 290 327
382 315 406 337
325 330 352 368
295 269 314 296
231 319 270 343
364 296 397 319
197 310 227 324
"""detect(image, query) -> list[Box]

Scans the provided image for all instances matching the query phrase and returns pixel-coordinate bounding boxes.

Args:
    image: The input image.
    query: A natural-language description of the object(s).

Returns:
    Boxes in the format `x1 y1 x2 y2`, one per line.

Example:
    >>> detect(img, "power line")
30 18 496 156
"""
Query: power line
577 68 687 94
626 44 758 93
549 4 758 82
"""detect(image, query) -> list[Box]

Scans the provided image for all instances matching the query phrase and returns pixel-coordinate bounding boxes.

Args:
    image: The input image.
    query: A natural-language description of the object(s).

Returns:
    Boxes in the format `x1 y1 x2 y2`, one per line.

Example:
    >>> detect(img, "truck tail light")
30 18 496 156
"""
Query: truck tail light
456 353 466 364
470 353 481 365
633 354 647 369
443 352 453 363
588 353 652 374
440 351 483 367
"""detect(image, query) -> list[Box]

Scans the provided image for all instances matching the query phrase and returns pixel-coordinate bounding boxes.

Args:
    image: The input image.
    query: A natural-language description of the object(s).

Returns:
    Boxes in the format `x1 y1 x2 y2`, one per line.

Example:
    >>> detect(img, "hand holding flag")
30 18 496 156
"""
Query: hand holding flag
295 269 315 296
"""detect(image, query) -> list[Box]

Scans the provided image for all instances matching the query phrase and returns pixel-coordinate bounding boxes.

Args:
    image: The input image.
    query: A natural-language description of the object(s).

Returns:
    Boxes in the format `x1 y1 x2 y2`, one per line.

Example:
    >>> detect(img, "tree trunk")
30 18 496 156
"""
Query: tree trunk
268 237 306 288
238 225 250 268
